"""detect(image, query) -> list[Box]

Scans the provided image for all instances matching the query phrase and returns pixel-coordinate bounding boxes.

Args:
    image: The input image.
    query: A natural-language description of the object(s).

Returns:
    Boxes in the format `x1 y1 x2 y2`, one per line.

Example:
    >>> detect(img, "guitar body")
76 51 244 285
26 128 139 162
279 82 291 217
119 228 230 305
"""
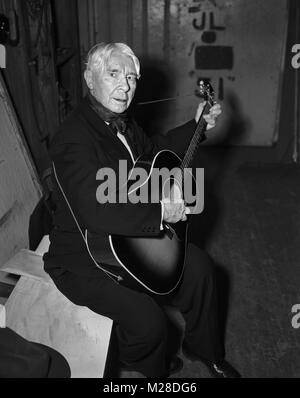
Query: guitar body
109 150 192 295
109 220 188 295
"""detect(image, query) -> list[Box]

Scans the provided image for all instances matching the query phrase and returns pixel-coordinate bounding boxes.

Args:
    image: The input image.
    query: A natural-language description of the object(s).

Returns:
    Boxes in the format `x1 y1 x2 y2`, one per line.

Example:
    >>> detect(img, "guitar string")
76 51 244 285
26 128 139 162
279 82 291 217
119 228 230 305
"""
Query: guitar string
137 93 195 105
136 81 213 106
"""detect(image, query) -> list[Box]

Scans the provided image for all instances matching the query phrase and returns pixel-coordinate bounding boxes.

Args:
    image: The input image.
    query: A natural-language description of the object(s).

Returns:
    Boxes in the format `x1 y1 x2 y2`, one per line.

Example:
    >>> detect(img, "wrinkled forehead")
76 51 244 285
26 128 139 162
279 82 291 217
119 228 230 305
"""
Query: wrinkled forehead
105 51 138 75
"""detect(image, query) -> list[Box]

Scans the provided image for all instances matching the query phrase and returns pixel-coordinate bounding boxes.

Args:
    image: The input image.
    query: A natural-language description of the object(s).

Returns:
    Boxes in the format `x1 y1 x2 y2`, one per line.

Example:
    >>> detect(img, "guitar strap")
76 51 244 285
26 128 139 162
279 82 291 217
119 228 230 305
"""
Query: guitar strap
51 161 123 283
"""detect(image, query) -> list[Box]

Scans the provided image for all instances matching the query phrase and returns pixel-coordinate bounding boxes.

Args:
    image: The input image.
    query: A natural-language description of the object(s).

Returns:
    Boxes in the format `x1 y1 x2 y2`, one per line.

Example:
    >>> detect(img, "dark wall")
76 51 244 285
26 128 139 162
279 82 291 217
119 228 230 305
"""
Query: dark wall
0 0 82 182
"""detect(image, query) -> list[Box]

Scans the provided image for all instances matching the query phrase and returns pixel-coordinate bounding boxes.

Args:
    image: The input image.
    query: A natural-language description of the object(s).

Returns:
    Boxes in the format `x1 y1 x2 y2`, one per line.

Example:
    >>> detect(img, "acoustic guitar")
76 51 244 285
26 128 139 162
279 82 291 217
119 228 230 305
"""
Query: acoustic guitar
89 81 215 295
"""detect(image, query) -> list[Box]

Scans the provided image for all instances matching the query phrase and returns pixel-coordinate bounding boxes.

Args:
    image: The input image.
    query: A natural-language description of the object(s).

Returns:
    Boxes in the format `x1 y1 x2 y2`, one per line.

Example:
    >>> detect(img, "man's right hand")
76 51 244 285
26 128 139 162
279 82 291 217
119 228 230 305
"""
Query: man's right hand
161 199 190 224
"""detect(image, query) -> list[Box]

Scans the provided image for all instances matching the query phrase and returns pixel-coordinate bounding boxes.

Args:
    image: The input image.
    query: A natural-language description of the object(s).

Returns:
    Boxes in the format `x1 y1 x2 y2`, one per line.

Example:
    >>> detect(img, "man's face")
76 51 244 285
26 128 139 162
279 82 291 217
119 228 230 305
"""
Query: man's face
88 52 138 114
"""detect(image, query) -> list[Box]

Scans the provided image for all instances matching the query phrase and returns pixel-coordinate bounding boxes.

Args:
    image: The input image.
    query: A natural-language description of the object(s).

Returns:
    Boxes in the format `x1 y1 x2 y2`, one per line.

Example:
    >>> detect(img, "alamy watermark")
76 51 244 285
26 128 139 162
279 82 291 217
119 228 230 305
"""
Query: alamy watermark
0 44 6 69
291 44 300 69
96 160 205 214
291 304 300 329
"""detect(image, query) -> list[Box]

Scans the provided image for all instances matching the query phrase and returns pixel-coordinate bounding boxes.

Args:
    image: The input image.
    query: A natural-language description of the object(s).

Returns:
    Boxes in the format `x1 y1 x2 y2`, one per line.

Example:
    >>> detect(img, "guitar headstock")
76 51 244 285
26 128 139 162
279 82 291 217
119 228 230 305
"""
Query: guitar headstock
197 80 215 106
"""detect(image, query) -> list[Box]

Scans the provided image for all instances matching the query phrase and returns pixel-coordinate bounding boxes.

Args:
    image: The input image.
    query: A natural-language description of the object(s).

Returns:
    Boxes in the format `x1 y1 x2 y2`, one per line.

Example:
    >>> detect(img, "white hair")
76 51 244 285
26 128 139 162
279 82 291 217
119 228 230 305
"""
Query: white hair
85 42 141 78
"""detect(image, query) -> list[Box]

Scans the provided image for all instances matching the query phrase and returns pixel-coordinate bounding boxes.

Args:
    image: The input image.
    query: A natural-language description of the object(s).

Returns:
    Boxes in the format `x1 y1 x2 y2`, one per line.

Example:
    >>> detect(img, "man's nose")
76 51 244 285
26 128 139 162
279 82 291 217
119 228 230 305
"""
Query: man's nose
119 75 130 91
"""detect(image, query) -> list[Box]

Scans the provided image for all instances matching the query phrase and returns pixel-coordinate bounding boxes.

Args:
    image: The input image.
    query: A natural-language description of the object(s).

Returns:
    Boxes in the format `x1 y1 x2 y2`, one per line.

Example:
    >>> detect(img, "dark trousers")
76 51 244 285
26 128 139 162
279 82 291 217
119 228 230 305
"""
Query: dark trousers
49 243 225 377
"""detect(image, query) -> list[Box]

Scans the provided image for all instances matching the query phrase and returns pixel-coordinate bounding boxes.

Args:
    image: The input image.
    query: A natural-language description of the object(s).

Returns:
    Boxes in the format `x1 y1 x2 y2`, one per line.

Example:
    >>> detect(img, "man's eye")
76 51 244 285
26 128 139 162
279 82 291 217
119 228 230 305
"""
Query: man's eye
127 75 137 83
109 72 118 78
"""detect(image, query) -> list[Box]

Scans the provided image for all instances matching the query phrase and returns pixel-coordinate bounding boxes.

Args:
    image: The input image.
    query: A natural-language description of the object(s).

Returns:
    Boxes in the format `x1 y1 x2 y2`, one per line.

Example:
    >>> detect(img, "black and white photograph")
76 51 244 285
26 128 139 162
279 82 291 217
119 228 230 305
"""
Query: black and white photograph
0 0 299 384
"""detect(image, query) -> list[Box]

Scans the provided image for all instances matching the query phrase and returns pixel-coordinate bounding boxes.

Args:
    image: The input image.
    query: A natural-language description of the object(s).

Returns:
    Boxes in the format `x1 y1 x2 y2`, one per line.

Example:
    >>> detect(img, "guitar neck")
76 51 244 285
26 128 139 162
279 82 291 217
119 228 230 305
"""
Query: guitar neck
181 101 211 170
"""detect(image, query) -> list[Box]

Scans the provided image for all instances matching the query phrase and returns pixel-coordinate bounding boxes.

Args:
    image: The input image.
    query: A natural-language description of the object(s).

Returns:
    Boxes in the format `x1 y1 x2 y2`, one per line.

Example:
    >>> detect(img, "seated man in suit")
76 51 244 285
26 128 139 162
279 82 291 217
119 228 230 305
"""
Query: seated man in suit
43 42 240 378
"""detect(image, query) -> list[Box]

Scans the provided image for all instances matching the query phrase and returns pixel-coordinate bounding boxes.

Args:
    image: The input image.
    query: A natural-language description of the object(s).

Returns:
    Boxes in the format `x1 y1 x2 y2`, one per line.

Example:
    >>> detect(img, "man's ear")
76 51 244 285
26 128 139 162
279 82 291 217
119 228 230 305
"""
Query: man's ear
84 70 93 90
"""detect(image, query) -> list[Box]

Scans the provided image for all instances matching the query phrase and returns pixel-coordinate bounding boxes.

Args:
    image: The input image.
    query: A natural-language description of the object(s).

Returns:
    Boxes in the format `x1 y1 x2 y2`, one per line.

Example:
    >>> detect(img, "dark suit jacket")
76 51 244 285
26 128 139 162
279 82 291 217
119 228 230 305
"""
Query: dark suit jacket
44 97 197 276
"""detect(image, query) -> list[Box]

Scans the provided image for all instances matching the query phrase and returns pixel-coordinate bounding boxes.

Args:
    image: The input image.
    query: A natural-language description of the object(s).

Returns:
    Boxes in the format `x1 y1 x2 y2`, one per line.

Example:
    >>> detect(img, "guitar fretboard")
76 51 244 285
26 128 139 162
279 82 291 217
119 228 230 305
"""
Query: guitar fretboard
180 101 211 170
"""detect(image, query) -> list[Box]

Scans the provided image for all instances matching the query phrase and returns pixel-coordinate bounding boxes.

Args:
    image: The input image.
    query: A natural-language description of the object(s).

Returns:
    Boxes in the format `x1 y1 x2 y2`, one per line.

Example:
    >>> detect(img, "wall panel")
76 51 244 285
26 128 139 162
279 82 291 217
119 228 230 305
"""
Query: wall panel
0 74 41 267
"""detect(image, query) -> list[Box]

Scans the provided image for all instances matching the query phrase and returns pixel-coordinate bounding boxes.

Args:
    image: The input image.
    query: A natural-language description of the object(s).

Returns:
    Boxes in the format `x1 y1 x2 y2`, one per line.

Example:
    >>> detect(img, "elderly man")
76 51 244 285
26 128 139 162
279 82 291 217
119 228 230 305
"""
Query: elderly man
44 42 240 378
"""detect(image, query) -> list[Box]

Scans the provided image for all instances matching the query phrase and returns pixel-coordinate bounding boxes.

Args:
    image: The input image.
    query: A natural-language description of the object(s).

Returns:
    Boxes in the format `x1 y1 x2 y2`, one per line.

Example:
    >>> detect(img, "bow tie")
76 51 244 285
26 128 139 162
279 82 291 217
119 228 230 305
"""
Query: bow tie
107 115 129 136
